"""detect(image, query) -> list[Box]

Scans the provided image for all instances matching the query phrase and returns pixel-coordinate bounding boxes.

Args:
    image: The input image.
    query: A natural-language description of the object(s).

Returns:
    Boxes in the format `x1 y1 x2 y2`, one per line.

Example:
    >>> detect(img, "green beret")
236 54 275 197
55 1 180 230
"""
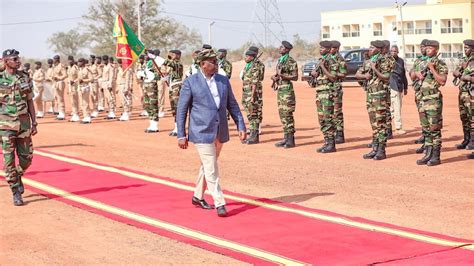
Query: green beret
196 49 217 64
370 40 385 49
463 39 474 47
320 41 332 49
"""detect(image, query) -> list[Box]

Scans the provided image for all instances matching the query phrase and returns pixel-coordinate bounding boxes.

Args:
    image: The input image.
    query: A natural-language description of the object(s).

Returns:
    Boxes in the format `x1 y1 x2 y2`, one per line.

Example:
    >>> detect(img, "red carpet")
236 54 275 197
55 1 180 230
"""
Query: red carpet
11 150 474 265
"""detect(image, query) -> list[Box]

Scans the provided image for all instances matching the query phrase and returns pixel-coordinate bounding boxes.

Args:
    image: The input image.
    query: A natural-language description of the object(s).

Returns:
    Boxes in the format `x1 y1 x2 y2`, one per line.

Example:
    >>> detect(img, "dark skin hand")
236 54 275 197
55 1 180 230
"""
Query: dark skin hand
420 46 447 86
453 46 472 78
272 45 298 82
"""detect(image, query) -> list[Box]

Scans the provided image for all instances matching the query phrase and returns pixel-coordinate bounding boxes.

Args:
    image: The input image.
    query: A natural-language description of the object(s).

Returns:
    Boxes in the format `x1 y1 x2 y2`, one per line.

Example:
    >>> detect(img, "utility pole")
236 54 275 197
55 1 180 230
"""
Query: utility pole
209 21 215 45
396 1 407 58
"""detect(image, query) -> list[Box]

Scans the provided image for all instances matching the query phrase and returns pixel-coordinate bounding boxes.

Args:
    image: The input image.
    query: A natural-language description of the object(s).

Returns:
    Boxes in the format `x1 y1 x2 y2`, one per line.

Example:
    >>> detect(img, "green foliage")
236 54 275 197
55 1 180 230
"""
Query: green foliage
48 29 90 57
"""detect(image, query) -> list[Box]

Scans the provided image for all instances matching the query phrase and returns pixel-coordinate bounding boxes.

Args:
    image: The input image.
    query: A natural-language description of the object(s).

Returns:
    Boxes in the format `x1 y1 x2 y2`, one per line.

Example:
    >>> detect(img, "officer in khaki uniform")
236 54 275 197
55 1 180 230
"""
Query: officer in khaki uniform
32 61 46 118
117 59 133 121
0 49 38 206
88 56 101 118
67 56 81 122
52 55 67 120
76 58 92 124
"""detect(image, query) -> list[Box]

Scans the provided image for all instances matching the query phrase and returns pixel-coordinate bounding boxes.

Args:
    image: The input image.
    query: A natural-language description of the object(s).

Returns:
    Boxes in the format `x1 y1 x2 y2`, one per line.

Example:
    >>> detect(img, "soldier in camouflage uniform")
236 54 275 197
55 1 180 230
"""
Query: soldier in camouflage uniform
452 39 474 150
248 46 265 135
163 50 184 136
185 50 201 78
382 40 396 140
411 40 448 166
241 49 264 144
0 49 38 206
309 41 340 153
143 52 160 133
356 40 393 160
461 57 474 159
330 41 347 143
217 49 232 79
272 41 298 148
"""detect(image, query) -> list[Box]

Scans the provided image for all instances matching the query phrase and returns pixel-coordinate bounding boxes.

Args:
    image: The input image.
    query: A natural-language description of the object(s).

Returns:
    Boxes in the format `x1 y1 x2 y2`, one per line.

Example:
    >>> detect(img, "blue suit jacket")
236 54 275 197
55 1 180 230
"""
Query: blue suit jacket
176 72 246 144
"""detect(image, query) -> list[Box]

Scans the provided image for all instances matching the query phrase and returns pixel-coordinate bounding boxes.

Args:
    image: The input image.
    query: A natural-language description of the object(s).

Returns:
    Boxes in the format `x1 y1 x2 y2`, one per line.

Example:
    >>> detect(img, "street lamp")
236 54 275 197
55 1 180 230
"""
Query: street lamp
208 21 215 46
396 1 408 58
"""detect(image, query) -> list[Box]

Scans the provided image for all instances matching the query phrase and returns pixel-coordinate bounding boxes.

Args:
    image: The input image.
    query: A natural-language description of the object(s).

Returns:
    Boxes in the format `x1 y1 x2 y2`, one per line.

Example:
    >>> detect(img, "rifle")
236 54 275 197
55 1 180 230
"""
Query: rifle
413 54 440 89
307 58 326 87
271 63 282 91
453 56 474 86
145 49 169 86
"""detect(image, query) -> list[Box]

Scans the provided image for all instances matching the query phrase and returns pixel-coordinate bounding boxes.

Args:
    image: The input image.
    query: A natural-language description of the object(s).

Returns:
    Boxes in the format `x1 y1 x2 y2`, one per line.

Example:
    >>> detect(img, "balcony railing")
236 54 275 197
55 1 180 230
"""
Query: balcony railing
351 32 360 37
398 29 414 35
322 33 330 39
440 52 452 58
452 27 463 33
342 32 350 37
441 28 451 33
373 30 382 36
415 28 432 34
405 53 415 59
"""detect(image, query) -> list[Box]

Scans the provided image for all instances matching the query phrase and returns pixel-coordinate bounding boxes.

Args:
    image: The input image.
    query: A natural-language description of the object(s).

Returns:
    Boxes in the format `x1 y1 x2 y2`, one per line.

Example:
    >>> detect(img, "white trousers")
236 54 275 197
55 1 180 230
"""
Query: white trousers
390 89 403 130
193 140 225 208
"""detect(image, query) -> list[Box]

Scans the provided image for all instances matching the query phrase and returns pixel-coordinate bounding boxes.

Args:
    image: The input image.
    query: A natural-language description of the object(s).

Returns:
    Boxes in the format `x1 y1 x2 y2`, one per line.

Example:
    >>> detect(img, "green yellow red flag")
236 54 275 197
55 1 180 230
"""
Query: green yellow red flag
113 15 145 71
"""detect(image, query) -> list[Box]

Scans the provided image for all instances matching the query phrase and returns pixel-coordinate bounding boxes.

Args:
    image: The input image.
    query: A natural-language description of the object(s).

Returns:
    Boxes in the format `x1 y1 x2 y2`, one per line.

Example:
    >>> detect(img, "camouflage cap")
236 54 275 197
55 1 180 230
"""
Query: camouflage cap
196 49 217 64
331 40 341 48
425 40 439 48
463 39 474 47
319 40 332 49
2 49 19 58
370 40 385 49
281 41 293 49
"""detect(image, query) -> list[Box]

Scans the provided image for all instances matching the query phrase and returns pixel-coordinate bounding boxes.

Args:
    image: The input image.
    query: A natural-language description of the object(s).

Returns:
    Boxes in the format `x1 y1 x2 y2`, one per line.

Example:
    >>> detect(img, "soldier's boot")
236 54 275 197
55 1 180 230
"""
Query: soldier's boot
455 129 470 149
373 143 387 160
416 145 433 165
363 142 378 159
12 187 24 206
246 130 259 145
367 138 376 148
316 138 328 153
427 146 441 166
414 135 425 144
415 144 426 154
335 131 345 144
467 133 474 150
321 139 336 153
467 152 474 159
275 134 288 148
283 133 295 149
16 167 25 194
387 128 393 140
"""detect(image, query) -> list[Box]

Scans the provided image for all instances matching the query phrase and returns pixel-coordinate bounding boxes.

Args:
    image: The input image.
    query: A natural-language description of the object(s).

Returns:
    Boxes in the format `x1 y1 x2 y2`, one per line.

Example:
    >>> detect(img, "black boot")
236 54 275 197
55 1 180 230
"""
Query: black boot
246 130 259 145
12 187 24 206
367 138 376 148
416 145 433 165
387 127 393 140
455 130 470 149
427 146 441 166
467 152 474 159
467 133 474 150
414 135 425 144
284 133 295 149
321 139 336 153
363 142 378 159
316 138 328 153
275 134 288 147
335 131 345 144
16 167 24 194
415 144 426 154
373 143 386 160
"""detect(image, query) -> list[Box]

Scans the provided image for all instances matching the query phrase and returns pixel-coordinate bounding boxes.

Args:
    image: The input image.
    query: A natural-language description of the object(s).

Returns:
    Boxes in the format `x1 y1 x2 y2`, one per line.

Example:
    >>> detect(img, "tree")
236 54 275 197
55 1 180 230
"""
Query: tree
48 29 90 56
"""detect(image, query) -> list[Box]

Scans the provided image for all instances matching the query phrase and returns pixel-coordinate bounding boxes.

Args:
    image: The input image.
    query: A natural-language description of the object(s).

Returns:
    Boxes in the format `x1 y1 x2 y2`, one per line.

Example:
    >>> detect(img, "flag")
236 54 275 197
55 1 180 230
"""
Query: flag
113 15 145 71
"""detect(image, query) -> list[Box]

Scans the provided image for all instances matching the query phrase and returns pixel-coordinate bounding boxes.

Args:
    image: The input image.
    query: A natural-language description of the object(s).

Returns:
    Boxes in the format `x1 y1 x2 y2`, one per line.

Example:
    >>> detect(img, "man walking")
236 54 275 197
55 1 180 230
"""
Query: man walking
389 45 408 134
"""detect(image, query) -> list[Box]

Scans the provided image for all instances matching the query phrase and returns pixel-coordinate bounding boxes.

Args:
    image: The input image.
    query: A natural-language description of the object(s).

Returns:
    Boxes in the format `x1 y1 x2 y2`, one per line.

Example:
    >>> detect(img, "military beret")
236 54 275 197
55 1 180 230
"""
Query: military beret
425 40 440 47
23 63 30 68
53 55 60 60
153 49 160 56
463 39 474 47
217 48 227 53
245 50 257 57
90 55 96 59
102 55 109 60
331 40 341 48
383 40 390 47
84 59 89 64
370 40 385 49
47 59 53 64
196 49 217 64
35 61 42 66
281 41 293 49
170 49 181 55
202 44 212 49
193 49 202 54
249 46 259 53
139 54 145 59
320 40 332 49
77 58 85 63
421 39 429 46
109 57 115 62
67 55 74 61
2 49 19 58
117 58 122 64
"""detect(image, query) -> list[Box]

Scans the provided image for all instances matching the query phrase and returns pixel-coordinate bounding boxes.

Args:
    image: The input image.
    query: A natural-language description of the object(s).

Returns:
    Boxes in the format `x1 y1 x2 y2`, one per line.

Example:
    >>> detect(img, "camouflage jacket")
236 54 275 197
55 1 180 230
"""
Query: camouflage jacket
218 58 233 79
455 56 474 91
0 70 34 132
419 56 448 91
314 54 339 86
277 54 298 85
163 59 184 83
357 53 393 88
333 53 347 83
146 60 161 81
242 59 264 86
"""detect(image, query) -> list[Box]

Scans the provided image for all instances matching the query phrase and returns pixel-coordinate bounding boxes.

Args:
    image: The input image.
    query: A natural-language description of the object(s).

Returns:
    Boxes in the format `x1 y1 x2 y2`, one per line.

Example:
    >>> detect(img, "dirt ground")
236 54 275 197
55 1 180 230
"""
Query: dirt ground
1 64 473 264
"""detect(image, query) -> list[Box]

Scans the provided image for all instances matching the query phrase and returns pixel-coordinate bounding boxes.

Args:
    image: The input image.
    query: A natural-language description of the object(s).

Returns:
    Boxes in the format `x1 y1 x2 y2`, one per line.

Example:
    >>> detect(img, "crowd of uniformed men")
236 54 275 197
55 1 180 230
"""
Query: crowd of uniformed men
1 37 473 205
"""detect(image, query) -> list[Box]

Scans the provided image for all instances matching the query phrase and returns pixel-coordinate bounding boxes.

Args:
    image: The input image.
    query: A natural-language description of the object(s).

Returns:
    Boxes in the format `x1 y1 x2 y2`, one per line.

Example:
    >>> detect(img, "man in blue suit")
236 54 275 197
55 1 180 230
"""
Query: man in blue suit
176 49 246 217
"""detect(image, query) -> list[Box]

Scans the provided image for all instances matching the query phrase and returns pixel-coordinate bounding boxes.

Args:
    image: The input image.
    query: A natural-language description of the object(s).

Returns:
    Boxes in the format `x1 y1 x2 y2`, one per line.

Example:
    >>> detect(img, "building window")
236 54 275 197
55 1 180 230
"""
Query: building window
373 23 382 36
322 26 330 39
441 19 451 33
398 21 414 35
351 24 360 37
452 18 463 33
405 45 415 59
441 18 463 33
415 20 432 34
452 43 463 58
440 44 452 58
342 24 350 37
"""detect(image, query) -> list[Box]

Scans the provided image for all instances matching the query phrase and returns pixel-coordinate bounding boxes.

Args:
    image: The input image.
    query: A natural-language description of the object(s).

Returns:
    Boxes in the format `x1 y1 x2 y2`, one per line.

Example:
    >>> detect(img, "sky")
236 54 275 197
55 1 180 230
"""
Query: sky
0 0 425 59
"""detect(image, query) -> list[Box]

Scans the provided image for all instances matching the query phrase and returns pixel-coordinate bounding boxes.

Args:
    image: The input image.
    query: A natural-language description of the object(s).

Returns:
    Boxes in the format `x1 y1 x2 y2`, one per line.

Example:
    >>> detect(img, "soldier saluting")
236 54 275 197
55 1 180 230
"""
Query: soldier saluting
0 49 38 206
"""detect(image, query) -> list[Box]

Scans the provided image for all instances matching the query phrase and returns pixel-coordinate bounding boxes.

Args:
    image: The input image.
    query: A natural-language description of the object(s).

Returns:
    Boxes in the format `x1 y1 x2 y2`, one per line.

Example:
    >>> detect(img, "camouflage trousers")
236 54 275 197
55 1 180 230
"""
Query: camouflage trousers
458 90 472 132
242 83 263 130
143 82 159 121
384 85 392 131
169 82 182 119
366 85 388 144
414 88 429 139
1 128 33 189
316 86 335 140
277 83 296 134
419 90 443 147
332 83 344 132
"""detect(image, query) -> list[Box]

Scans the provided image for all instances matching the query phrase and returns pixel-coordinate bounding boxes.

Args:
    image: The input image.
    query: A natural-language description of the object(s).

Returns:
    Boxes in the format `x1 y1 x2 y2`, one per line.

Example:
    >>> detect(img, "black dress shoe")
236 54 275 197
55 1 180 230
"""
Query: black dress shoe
144 129 159 133
192 196 213 210
216 205 227 217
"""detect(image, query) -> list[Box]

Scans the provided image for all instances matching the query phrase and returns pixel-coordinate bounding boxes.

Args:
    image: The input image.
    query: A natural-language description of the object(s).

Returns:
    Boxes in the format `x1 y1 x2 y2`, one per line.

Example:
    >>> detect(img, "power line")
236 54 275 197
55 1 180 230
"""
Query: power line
0 16 82 26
